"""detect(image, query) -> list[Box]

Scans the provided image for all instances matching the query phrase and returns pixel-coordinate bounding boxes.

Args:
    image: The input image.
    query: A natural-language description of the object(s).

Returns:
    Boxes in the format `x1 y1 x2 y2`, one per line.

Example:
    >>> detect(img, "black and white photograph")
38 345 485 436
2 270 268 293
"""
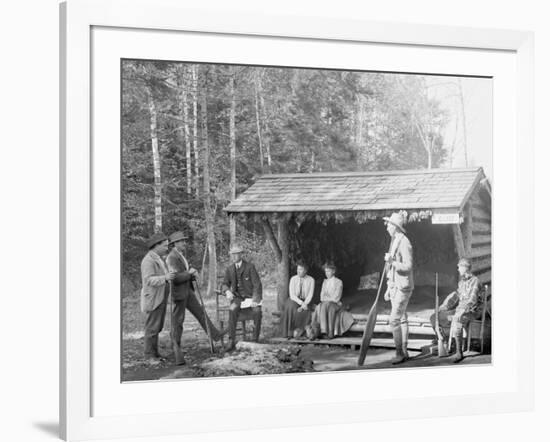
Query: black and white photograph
121 60 492 382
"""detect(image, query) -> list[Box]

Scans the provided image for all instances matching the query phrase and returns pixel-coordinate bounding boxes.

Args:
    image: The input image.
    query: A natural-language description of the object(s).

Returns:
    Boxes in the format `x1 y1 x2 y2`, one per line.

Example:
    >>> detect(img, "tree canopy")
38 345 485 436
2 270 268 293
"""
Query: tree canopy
121 60 449 294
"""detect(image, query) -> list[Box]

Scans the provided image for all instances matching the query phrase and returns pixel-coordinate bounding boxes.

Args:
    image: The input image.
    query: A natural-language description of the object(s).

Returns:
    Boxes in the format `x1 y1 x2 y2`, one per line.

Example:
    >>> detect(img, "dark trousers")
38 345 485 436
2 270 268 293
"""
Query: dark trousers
171 292 219 346
144 292 168 356
228 298 262 342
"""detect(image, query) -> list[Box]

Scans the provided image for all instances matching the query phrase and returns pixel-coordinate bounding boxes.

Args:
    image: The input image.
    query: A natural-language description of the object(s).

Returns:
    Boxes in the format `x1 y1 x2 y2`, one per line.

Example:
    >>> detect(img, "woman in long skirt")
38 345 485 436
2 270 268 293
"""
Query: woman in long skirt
311 262 353 339
280 261 315 338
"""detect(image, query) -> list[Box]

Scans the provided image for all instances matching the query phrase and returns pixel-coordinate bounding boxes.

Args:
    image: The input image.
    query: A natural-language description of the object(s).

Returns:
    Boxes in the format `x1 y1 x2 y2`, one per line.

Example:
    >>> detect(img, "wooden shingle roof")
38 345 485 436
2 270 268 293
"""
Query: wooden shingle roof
225 167 485 214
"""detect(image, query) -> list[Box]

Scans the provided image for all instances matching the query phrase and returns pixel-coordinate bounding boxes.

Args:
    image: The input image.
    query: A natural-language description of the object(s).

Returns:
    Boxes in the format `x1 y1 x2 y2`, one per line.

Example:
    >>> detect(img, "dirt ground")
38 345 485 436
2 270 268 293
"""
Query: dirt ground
121 285 282 382
122 284 491 382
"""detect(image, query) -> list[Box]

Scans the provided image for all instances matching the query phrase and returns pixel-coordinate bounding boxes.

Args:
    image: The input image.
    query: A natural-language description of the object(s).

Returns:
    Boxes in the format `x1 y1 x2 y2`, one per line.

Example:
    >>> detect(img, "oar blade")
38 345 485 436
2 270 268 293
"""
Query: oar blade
357 300 379 366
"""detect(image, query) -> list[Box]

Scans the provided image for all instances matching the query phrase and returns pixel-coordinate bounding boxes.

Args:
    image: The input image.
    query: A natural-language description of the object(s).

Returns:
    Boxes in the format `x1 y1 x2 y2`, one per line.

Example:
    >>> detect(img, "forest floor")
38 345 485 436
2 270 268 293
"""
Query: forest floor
121 285 283 382
122 285 491 382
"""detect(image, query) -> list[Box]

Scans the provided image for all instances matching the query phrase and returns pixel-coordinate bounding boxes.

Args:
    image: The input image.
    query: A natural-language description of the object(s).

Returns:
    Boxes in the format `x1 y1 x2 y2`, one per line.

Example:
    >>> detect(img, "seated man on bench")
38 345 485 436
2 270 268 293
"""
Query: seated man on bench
221 244 263 352
430 258 483 363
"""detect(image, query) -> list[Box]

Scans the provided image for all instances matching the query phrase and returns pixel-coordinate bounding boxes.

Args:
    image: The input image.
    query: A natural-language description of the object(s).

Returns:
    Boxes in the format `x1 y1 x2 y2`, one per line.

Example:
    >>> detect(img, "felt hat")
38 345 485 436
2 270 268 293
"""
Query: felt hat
146 232 168 249
383 212 407 233
229 244 244 254
168 231 188 245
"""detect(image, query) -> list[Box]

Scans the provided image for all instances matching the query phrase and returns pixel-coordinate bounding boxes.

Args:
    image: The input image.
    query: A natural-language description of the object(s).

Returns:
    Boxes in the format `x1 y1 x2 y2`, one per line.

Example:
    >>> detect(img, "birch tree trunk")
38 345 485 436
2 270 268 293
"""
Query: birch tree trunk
229 69 237 244
458 78 468 166
192 65 200 198
200 69 217 297
145 85 163 232
179 65 192 193
253 70 264 173
256 69 271 173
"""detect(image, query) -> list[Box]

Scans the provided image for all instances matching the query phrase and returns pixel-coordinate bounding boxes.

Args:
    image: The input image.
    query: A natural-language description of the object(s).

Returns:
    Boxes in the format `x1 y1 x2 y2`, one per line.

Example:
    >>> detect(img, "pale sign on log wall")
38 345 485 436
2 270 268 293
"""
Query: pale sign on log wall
432 213 460 224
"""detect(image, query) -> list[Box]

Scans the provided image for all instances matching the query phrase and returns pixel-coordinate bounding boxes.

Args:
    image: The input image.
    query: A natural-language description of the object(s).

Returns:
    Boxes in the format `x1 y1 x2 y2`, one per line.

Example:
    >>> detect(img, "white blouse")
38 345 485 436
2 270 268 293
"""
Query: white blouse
320 276 343 303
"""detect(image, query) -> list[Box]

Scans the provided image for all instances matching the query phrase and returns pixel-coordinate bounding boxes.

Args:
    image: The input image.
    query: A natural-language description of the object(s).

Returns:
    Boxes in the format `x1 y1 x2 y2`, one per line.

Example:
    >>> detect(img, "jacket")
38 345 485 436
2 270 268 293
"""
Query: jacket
140 251 169 313
441 273 483 314
221 260 263 303
165 247 195 301
387 232 414 291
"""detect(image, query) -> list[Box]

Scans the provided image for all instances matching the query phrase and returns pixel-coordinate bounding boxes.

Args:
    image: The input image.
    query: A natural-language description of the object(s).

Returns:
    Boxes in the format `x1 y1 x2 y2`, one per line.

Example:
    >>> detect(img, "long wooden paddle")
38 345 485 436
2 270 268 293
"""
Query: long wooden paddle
357 264 388 366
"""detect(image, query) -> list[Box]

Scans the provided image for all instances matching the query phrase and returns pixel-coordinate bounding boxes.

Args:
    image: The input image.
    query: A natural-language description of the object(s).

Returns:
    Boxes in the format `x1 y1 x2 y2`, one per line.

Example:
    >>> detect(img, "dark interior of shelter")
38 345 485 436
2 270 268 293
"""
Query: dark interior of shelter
290 218 459 320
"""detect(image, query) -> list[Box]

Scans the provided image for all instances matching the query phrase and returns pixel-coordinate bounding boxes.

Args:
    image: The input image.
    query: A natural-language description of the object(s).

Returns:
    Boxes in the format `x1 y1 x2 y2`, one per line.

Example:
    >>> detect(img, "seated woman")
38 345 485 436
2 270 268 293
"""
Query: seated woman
310 262 354 339
280 261 315 338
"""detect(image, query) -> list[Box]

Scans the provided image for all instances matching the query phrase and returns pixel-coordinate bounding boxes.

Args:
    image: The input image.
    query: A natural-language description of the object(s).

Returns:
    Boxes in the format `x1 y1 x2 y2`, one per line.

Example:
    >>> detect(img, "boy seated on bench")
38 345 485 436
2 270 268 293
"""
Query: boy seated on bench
430 258 483 363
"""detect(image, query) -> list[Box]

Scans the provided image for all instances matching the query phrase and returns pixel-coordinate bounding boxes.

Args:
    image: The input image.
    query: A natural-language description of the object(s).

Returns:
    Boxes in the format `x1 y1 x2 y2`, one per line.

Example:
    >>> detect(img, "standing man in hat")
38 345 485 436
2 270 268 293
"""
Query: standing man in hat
431 258 483 363
221 244 263 351
165 231 224 365
140 232 176 360
383 212 414 364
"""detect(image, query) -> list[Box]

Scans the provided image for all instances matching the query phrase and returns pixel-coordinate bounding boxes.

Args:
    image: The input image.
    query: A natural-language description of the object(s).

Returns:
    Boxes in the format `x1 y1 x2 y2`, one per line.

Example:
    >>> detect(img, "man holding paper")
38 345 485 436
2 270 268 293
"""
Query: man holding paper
221 244 263 351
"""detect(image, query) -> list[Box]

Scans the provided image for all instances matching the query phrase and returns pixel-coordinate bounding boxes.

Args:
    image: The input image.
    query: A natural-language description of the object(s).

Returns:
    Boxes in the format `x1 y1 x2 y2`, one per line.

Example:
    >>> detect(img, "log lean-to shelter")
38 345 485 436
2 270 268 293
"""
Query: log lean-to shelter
224 167 492 337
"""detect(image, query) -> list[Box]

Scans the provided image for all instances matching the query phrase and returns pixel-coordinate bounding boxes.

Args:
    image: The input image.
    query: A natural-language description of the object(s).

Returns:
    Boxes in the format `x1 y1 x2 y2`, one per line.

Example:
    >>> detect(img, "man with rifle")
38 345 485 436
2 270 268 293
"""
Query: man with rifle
165 231 224 365
221 244 263 352
383 212 414 364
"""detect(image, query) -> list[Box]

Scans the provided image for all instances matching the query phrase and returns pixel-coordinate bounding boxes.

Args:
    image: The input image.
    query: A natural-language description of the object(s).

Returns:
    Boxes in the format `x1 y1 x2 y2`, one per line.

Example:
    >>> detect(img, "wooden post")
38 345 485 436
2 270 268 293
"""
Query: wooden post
276 218 290 312
261 216 290 312
452 223 466 259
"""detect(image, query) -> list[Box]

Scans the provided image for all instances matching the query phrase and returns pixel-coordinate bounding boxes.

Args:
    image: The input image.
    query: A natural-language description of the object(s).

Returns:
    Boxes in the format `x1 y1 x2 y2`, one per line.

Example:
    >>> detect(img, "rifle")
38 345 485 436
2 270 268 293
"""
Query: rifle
435 273 448 357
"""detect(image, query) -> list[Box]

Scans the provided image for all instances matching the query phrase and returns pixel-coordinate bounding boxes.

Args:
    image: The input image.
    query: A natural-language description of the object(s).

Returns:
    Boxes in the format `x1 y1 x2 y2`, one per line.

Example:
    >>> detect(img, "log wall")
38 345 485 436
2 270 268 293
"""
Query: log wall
468 187 492 285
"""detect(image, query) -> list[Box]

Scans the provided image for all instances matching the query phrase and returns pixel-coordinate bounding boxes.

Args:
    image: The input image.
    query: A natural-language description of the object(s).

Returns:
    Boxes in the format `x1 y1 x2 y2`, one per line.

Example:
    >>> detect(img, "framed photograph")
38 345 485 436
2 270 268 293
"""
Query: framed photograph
60 0 534 440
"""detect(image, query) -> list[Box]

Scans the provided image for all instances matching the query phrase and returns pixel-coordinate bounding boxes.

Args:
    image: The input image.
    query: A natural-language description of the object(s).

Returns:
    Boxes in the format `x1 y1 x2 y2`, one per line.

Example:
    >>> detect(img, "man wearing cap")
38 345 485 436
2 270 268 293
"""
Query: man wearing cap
140 232 176 360
221 244 263 351
383 212 414 364
431 258 483 363
165 231 224 365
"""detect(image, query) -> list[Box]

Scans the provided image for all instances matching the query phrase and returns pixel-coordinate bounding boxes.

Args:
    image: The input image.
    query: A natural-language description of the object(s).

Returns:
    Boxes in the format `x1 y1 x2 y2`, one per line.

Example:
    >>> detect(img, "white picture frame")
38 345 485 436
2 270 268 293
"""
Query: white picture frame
60 0 534 440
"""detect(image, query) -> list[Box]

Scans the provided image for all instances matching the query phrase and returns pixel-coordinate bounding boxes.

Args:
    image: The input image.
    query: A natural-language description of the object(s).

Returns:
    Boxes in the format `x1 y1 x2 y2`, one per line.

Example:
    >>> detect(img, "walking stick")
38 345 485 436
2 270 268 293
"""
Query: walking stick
193 280 215 354
435 273 448 357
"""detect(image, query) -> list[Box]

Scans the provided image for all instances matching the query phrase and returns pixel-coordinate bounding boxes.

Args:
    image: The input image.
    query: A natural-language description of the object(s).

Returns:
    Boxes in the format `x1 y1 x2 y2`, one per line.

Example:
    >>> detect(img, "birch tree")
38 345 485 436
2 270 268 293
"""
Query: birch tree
178 65 192 193
145 84 163 232
200 68 217 297
229 67 237 244
192 65 200 198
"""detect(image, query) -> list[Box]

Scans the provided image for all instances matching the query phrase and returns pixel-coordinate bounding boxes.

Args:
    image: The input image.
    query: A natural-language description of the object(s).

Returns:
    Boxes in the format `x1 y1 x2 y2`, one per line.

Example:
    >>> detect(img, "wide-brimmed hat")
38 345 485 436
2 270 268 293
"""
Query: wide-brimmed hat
146 232 168 249
383 212 407 233
229 244 244 254
457 258 472 269
168 231 188 245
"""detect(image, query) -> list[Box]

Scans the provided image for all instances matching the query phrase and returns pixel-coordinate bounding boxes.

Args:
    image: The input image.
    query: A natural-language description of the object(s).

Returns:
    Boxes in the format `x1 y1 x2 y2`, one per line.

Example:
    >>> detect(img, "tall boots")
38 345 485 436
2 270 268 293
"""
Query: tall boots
391 326 408 364
144 336 156 358
452 335 465 363
172 339 186 366
144 335 165 360
401 322 409 360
